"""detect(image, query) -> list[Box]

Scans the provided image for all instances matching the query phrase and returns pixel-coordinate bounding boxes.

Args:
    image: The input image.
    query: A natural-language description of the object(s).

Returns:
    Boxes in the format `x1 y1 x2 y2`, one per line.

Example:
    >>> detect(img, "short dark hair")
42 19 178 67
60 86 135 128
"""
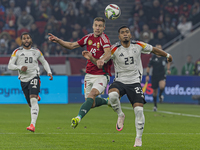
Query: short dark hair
93 17 105 25
20 32 32 40
118 26 130 33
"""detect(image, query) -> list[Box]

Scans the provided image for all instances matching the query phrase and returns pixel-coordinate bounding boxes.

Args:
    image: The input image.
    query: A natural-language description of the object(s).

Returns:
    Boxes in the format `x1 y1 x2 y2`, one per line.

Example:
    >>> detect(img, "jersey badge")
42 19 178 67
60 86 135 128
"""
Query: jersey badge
97 42 100 49
119 53 124 57
88 40 93 45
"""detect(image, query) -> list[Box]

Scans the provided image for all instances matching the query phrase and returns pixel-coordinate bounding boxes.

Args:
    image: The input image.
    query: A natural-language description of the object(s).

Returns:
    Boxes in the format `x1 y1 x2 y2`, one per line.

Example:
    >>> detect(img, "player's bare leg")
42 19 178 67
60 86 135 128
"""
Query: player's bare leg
108 88 125 131
133 103 144 147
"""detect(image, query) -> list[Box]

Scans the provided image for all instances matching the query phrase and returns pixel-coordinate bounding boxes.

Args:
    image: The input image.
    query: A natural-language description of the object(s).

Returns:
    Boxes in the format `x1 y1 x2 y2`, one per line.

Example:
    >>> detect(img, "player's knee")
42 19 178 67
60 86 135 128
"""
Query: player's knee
88 89 99 99
30 97 38 106
160 87 165 90
134 106 145 123
108 91 119 102
108 92 120 110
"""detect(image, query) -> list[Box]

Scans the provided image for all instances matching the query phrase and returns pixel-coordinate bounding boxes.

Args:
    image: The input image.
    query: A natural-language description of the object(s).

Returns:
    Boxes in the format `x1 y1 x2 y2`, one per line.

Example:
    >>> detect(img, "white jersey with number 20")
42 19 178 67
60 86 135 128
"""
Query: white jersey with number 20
8 47 52 82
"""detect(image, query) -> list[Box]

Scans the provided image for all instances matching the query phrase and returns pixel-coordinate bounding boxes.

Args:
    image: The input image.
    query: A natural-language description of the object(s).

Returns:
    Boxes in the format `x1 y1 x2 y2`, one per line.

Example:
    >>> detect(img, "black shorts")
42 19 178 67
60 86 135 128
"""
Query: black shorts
20 76 40 104
151 75 166 89
109 81 146 105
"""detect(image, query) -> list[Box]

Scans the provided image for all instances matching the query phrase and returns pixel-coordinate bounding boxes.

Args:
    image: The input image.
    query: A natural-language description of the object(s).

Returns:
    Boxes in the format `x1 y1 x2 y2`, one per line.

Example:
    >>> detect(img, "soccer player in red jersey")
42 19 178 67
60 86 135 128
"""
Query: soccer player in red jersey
48 17 112 128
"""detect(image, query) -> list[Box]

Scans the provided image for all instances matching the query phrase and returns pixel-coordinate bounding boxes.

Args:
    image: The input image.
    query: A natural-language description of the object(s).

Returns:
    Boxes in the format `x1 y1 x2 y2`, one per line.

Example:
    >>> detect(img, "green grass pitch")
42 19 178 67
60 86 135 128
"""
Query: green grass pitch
0 103 199 150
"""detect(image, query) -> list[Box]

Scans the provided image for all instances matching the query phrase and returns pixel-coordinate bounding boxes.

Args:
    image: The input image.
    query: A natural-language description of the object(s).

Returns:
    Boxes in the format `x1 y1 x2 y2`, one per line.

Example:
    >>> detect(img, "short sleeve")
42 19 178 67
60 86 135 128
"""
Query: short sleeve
101 34 111 49
136 41 153 54
111 45 118 59
77 35 89 47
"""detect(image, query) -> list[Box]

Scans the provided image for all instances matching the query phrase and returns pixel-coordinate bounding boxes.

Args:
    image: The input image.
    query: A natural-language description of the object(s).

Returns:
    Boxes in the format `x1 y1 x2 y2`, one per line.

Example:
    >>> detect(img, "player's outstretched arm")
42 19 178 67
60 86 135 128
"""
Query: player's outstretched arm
48 33 80 50
152 47 173 62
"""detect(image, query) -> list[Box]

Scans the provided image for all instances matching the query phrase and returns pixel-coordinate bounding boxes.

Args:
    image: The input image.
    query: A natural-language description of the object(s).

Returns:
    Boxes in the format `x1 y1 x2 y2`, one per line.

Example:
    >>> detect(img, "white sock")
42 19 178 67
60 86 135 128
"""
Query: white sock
134 106 145 139
76 116 81 122
30 97 39 127
109 92 124 116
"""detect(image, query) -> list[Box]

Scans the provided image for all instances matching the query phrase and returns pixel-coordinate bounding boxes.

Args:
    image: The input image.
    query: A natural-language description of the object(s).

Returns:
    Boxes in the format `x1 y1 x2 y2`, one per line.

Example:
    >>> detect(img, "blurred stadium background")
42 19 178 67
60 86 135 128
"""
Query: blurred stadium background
0 0 200 104
0 0 200 149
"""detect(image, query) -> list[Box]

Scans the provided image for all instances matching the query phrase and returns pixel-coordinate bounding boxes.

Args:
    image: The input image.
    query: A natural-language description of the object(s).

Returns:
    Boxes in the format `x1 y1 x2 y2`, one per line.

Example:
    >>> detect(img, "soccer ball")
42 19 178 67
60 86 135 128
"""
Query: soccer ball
105 4 121 20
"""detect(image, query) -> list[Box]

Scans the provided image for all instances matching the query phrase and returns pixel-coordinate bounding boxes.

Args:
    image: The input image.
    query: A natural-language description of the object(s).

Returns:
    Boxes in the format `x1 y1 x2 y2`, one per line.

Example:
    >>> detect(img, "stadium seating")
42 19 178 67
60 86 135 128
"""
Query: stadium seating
35 21 47 34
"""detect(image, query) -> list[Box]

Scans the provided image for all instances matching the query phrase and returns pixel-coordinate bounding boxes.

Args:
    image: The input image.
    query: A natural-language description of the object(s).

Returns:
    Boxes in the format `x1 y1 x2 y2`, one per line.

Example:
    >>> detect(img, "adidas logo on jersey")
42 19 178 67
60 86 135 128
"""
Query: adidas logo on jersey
92 43 96 46
20 53 25 56
119 53 124 57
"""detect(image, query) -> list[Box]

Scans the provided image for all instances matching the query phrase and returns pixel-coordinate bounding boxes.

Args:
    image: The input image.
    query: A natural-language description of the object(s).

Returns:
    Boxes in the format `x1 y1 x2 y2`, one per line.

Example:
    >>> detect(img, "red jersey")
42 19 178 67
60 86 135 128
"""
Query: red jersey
77 33 112 76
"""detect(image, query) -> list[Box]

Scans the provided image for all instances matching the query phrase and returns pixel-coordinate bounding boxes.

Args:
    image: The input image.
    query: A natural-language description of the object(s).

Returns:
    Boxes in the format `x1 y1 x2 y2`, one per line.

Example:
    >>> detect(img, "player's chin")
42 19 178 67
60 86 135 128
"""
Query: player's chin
123 39 129 43
123 37 129 40
95 31 101 36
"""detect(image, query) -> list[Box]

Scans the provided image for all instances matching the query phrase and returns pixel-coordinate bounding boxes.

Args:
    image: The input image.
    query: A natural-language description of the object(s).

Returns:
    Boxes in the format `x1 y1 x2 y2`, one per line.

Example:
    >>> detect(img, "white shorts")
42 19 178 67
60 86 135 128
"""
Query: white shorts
84 73 110 98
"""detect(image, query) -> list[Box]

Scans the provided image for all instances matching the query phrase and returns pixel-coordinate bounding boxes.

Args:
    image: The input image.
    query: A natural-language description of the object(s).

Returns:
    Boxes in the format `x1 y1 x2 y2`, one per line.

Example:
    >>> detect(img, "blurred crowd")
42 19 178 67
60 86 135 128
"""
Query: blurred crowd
164 55 200 76
128 0 200 76
0 0 100 56
128 0 200 47
0 0 200 59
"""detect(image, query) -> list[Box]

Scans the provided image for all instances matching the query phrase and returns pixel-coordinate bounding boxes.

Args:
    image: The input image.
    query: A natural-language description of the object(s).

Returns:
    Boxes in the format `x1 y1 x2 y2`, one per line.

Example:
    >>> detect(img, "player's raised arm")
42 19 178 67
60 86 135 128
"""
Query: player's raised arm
151 47 173 62
48 33 80 50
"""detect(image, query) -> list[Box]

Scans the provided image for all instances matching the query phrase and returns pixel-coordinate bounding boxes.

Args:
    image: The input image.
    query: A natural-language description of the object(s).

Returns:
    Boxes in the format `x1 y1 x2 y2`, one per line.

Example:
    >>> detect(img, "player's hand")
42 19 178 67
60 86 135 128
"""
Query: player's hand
167 69 171 75
82 51 92 60
145 75 149 82
48 73 53 80
96 59 104 69
167 54 173 62
48 33 59 43
21 66 27 72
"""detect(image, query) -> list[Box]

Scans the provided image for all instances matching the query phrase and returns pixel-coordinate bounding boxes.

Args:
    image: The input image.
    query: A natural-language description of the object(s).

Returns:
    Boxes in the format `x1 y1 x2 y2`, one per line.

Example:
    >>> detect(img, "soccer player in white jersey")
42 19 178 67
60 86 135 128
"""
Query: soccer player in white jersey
8 32 53 132
82 26 173 147
48 17 112 129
